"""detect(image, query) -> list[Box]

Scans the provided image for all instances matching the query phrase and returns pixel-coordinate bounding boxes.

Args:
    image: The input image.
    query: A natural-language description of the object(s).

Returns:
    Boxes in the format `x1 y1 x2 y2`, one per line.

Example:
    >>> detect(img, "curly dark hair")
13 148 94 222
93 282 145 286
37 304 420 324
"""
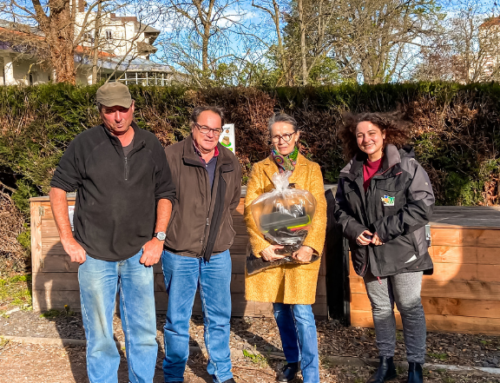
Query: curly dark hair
339 111 411 160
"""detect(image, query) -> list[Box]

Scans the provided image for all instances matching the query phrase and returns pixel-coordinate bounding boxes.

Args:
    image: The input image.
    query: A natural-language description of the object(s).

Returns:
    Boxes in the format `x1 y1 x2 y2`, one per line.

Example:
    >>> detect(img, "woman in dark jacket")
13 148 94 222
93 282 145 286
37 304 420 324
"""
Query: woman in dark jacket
334 112 435 383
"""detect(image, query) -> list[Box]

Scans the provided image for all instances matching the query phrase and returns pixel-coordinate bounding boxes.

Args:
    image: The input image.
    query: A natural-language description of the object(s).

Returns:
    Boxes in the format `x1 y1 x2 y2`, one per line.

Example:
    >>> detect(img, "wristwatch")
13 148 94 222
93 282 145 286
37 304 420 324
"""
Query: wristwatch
153 232 166 241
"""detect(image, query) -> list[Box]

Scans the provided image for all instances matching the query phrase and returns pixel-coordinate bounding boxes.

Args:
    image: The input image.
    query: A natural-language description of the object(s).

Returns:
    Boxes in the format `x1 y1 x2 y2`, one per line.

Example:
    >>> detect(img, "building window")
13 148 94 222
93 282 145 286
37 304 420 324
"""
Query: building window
105 30 113 40
84 32 94 44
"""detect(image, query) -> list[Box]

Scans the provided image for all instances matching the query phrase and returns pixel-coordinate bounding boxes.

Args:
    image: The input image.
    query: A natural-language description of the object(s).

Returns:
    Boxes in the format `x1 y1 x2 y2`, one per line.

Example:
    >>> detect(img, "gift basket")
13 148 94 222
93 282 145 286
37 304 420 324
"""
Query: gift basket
247 171 318 275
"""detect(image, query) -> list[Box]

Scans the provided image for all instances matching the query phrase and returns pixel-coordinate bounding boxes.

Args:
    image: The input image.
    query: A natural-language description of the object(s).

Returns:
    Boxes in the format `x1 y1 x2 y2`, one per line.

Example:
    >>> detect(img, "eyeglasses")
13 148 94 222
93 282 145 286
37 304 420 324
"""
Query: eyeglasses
271 132 296 143
195 123 223 136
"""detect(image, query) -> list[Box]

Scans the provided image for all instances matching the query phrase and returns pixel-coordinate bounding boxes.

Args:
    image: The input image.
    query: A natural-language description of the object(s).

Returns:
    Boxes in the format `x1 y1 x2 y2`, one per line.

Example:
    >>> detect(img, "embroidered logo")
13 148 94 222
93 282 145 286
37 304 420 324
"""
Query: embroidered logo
381 195 395 206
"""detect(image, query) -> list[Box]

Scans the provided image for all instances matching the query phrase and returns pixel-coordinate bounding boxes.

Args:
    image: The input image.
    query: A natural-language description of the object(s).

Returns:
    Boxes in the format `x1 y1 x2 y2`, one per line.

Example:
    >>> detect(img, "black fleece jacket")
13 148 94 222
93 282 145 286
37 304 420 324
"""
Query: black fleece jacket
50 122 176 261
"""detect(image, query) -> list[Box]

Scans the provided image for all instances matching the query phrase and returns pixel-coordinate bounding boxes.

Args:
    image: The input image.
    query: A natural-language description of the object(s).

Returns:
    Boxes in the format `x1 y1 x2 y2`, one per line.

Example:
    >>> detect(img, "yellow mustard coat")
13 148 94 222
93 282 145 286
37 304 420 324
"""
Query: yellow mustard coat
244 153 327 305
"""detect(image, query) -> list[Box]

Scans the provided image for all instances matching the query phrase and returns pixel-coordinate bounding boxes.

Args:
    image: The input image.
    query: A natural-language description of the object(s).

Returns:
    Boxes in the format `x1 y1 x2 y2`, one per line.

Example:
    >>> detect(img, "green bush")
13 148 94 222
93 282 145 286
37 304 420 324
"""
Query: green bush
1 81 500 217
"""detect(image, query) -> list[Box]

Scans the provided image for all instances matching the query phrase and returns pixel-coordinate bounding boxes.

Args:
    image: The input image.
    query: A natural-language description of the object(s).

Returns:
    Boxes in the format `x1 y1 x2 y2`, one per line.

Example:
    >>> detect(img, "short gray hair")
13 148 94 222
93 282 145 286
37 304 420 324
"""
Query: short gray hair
191 105 225 127
268 113 298 134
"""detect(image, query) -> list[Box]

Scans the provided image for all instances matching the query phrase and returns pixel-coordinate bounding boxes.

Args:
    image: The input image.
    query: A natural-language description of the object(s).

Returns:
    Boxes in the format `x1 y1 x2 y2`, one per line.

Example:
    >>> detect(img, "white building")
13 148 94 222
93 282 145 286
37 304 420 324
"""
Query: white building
0 9 181 86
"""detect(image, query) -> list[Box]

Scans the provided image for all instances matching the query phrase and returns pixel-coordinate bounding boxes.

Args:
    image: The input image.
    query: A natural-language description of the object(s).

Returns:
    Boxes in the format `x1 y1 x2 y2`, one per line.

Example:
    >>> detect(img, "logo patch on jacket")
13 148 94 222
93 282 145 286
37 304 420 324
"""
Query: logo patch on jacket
381 195 395 206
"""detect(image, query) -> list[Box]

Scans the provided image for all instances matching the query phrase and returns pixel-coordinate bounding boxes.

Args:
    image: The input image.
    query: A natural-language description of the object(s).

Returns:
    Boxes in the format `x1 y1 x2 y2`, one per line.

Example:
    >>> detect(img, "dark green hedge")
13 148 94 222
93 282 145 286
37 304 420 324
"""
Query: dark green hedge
2 82 500 221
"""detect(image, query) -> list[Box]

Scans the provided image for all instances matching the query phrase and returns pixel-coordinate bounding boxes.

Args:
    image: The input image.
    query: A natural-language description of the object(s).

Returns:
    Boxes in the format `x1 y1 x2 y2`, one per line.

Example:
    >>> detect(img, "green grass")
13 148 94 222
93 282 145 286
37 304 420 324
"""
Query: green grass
242 348 268 367
0 336 9 349
396 330 404 342
39 305 75 319
428 352 449 361
0 274 32 310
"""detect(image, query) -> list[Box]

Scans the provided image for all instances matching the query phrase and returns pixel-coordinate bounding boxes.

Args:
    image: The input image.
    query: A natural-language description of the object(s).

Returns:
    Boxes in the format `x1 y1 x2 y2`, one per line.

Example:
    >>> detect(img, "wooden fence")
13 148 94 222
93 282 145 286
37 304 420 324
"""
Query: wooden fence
349 207 500 335
30 192 329 318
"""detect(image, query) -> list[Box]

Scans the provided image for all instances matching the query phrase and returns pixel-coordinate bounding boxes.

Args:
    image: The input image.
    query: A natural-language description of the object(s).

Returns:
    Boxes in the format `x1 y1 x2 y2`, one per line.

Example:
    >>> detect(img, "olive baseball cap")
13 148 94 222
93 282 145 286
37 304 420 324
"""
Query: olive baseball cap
96 82 133 108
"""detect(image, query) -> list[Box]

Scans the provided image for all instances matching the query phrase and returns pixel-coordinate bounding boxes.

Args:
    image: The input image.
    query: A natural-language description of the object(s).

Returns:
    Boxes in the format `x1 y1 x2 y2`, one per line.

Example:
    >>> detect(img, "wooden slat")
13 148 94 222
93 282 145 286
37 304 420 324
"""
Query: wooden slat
349 261 500 283
350 276 500 301
431 228 500 248
430 246 500 265
351 293 500 319
31 202 44 283
33 271 325 300
33 280 327 318
350 310 500 335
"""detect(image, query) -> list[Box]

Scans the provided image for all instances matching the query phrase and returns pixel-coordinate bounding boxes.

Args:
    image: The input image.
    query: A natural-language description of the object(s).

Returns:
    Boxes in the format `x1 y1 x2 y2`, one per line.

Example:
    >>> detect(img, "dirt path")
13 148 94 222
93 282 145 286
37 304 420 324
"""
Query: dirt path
1 340 499 383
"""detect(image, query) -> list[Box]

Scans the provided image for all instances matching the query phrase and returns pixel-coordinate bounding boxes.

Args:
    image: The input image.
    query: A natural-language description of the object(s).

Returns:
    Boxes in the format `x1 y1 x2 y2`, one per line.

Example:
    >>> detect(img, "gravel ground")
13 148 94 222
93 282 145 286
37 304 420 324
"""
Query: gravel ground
0 339 499 383
1 310 500 369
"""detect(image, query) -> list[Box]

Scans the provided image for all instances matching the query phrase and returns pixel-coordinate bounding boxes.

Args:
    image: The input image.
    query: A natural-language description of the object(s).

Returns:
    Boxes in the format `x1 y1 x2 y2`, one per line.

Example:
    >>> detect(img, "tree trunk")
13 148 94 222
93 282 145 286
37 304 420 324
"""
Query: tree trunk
92 0 102 84
35 0 76 84
202 32 209 73
298 0 307 85
272 0 289 85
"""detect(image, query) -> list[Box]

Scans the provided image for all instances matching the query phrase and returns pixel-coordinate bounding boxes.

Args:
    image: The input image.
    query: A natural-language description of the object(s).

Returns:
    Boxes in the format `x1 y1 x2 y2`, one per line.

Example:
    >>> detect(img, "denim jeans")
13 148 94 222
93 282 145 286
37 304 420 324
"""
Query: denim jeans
78 250 158 383
161 249 232 383
273 303 320 383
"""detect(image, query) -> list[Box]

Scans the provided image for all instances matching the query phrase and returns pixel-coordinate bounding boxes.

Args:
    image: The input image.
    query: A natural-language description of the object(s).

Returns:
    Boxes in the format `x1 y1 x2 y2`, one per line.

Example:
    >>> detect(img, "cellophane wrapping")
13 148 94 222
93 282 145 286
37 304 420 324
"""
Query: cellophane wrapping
250 171 316 256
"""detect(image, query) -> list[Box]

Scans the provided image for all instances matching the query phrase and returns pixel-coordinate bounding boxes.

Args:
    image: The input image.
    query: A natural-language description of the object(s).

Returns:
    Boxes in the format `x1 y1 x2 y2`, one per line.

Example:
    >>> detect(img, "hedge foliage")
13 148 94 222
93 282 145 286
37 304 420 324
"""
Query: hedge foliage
1 82 500 223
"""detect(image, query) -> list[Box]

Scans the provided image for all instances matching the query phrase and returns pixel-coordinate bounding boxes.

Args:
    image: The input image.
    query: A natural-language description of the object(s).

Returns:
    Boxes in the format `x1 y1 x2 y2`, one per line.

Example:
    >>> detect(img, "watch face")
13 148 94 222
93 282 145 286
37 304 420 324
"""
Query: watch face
156 232 166 241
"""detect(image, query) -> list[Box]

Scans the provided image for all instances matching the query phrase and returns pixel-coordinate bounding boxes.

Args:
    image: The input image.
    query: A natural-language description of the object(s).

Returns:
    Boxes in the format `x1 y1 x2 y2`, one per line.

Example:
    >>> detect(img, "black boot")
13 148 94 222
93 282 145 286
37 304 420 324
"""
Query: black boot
222 379 236 383
367 356 397 383
407 362 423 383
277 362 299 382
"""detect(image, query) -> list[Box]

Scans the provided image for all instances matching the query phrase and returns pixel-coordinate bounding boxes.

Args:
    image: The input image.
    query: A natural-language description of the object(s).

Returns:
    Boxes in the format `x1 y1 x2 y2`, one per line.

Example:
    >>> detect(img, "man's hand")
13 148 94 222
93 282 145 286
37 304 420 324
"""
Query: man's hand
140 238 164 267
61 238 86 264
261 245 286 261
292 246 314 263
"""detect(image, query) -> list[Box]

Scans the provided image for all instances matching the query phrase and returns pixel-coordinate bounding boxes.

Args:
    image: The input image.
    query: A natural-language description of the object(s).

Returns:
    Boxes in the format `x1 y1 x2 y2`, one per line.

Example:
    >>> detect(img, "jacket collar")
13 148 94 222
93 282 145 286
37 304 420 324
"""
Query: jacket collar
339 144 402 181
182 135 234 170
262 152 308 184
101 120 141 147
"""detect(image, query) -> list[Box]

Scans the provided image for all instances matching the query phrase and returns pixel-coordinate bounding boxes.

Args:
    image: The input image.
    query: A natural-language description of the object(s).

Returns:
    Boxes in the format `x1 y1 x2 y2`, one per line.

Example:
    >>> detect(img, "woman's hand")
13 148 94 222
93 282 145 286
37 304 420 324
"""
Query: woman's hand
371 232 384 246
356 230 373 246
292 246 314 263
261 245 286 261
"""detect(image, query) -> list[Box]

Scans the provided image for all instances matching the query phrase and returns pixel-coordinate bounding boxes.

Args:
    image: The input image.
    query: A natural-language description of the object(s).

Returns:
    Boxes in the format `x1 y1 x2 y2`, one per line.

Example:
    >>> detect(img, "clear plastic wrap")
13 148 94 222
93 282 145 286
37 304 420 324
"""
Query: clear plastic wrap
250 171 317 255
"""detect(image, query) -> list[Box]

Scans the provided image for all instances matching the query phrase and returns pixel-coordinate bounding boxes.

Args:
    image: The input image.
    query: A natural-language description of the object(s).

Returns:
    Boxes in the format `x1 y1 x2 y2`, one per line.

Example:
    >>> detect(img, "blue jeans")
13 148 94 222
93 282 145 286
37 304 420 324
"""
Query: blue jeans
273 303 320 383
161 249 233 383
78 250 158 383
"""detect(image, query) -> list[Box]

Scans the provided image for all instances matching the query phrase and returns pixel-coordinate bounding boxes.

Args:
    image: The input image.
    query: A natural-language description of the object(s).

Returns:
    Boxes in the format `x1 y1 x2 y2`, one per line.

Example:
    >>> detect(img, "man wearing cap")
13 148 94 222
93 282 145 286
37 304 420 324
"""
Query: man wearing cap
49 82 176 383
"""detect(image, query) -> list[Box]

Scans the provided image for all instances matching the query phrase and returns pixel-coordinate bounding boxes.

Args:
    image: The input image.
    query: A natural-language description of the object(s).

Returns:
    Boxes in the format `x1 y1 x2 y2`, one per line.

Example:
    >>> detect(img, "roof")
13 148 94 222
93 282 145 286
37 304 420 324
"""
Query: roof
480 16 500 29
76 54 176 73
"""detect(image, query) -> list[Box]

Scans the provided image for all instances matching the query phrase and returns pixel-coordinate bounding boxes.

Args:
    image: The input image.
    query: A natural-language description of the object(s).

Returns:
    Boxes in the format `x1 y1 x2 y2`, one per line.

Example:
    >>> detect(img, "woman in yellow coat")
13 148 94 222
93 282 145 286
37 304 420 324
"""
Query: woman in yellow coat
244 113 327 383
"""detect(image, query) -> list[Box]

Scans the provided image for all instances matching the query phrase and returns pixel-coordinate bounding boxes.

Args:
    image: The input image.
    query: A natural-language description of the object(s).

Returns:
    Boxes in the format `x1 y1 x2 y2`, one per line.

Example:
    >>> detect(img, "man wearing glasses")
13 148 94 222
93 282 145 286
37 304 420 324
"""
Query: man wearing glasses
162 106 241 383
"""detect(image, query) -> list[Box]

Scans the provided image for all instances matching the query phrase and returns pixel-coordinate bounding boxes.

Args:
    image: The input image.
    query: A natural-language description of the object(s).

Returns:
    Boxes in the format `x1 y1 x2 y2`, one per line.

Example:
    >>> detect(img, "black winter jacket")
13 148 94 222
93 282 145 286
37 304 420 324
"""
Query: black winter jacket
334 144 435 277
50 122 176 261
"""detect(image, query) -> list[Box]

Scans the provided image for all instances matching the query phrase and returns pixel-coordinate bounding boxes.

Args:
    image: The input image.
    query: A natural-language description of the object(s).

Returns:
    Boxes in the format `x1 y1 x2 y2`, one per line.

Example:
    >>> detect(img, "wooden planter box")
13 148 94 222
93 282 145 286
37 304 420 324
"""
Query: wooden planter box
349 207 500 335
30 190 329 318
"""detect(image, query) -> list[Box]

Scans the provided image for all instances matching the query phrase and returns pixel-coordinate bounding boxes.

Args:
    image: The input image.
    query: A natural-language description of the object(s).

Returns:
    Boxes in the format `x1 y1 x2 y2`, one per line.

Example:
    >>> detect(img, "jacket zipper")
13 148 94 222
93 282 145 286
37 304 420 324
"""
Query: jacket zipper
124 156 129 181
199 165 216 257
122 141 144 182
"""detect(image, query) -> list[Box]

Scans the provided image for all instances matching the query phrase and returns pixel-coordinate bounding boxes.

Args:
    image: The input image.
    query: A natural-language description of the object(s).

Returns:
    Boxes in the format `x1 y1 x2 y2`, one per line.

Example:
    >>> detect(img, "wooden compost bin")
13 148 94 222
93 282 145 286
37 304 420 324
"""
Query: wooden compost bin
30 188 329 318
349 206 500 335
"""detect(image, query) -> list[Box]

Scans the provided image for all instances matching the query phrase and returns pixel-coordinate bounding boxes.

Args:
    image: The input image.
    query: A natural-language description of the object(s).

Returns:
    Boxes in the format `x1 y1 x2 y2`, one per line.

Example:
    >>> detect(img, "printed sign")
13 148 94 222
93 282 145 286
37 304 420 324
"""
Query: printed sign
381 195 395 206
219 124 235 154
